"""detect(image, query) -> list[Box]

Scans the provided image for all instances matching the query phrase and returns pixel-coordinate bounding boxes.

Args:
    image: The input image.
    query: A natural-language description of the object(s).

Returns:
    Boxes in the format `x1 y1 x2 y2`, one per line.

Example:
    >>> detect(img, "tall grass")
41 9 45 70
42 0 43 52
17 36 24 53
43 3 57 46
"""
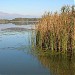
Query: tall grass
36 5 75 57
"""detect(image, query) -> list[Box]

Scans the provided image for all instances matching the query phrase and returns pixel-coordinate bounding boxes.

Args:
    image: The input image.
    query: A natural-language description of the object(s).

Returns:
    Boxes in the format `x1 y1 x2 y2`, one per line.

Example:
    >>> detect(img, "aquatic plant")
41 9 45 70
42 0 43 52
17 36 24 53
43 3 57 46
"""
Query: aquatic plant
36 5 75 57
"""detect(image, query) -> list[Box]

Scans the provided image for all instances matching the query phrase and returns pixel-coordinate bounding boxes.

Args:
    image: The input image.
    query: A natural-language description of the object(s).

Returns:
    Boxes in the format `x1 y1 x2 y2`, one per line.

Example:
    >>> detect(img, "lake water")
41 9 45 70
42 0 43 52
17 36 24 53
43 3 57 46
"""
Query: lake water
0 23 75 75
0 23 51 75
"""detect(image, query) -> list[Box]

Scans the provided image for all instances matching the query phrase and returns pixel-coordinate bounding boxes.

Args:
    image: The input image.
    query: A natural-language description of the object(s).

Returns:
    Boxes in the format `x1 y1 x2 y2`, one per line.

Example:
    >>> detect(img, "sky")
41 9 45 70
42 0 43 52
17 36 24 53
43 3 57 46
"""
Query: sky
0 0 74 16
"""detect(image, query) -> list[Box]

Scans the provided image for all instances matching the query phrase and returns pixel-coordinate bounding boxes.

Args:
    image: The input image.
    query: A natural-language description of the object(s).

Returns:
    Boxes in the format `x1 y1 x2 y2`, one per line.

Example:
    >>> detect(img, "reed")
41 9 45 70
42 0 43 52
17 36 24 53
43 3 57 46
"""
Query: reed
36 5 75 56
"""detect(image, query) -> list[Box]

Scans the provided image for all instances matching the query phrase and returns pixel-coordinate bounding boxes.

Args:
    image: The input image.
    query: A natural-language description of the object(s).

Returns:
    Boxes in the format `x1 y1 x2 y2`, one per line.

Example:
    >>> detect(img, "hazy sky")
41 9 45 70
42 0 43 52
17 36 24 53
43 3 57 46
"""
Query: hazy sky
0 0 74 16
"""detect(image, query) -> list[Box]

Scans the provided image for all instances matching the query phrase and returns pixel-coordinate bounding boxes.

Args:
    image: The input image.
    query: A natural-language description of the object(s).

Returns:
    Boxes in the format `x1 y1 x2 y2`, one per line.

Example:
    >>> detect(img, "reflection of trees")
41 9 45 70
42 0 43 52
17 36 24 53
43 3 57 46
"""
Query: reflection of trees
37 54 75 75
11 21 38 25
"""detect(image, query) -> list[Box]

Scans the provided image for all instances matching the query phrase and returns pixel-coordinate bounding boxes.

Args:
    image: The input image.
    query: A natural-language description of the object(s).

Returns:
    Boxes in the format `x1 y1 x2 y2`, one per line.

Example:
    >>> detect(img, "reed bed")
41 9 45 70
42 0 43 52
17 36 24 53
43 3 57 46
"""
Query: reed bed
36 5 75 57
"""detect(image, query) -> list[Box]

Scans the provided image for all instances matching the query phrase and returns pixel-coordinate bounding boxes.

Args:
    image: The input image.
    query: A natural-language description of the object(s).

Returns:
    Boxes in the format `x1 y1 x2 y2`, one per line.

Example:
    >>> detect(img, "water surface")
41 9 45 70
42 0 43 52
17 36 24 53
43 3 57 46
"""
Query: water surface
0 24 51 75
0 23 74 75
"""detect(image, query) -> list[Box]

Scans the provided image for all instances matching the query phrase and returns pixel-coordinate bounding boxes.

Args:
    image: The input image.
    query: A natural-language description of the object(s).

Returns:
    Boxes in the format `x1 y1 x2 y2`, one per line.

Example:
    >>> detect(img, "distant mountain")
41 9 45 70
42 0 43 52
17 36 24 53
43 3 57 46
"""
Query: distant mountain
0 11 39 20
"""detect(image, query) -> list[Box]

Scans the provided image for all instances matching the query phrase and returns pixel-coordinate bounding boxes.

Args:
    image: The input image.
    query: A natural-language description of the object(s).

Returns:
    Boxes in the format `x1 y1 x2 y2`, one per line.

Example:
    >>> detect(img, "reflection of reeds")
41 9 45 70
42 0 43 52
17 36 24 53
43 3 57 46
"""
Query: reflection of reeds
38 54 75 75
36 5 75 56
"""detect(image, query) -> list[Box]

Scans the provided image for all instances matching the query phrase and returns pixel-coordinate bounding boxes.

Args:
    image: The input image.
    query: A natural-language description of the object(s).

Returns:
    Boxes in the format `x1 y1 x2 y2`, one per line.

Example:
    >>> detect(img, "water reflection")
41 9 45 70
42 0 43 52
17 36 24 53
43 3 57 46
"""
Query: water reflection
0 23 35 31
0 24 50 75
36 54 75 75
11 21 37 25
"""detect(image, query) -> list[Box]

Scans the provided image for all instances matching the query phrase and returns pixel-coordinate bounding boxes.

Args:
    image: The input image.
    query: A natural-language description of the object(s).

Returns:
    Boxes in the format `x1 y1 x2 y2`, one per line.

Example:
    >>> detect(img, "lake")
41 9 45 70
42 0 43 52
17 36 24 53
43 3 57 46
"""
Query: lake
0 23 51 75
0 23 75 75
